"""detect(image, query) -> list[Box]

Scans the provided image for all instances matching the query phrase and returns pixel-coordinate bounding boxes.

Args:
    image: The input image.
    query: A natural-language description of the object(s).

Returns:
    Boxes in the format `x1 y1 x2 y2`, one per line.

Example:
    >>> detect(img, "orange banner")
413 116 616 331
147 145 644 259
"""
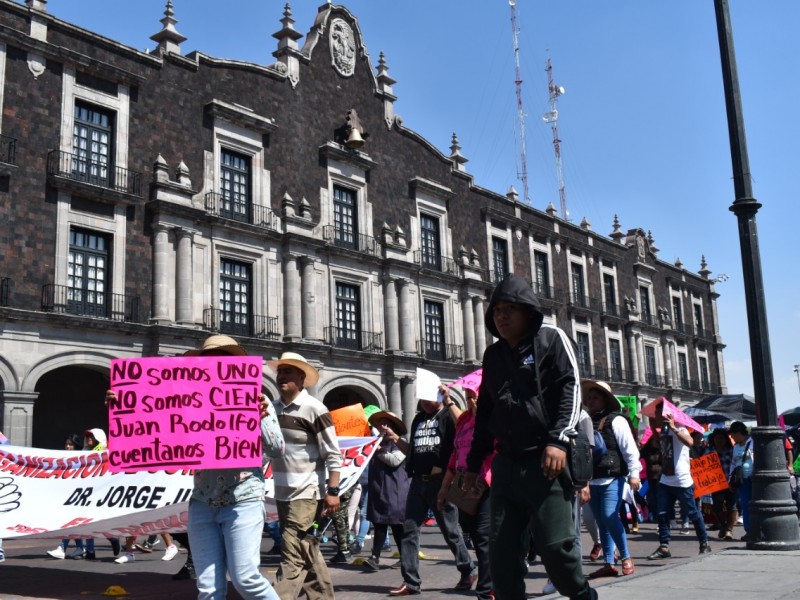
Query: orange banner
330 403 370 437
690 452 729 497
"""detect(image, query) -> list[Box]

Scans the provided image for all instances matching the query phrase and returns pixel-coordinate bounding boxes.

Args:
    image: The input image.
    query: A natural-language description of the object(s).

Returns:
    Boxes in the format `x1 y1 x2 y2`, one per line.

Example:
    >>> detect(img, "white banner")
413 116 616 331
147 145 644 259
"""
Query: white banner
0 436 378 540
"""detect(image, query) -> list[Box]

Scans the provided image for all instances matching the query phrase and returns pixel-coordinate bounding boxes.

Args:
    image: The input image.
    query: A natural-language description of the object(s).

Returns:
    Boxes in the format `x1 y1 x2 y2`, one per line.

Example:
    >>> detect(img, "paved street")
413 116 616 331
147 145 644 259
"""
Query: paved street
0 520 766 599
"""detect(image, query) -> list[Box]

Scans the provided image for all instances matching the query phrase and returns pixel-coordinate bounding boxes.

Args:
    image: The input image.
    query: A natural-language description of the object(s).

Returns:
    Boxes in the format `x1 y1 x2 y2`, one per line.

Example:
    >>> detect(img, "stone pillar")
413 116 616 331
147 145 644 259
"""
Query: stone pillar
175 229 194 325
300 257 317 340
151 225 172 324
461 293 476 362
0 391 38 446
282 255 301 341
383 276 399 352
397 279 414 353
636 334 646 384
627 330 640 383
401 375 417 433
473 297 487 358
662 338 674 387
387 376 402 416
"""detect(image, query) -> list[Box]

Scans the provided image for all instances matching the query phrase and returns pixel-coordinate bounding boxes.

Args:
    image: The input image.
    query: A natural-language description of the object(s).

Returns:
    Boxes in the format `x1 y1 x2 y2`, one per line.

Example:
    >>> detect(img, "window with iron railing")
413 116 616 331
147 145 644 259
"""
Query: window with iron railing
645 344 659 386
335 282 361 350
73 102 111 189
220 149 251 223
699 356 711 392
424 300 445 361
609 338 623 382
420 214 441 271
492 237 508 283
576 331 591 377
219 259 251 337
678 352 690 389
603 274 618 316
333 186 358 250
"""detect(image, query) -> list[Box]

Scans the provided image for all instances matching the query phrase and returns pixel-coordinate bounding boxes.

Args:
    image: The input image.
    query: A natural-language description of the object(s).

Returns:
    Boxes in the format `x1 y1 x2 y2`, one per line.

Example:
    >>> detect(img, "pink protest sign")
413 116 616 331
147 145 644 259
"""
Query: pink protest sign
108 355 263 473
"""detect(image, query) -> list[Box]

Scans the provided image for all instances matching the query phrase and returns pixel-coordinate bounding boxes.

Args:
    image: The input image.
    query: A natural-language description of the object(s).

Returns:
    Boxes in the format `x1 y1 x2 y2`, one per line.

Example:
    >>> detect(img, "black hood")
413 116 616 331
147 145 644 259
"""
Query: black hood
484 273 544 338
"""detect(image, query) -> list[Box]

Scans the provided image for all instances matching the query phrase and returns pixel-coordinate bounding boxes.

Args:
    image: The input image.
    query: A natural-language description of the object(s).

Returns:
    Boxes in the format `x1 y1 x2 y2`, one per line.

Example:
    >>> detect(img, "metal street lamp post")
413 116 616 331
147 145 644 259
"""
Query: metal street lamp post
713 0 800 550
794 365 800 396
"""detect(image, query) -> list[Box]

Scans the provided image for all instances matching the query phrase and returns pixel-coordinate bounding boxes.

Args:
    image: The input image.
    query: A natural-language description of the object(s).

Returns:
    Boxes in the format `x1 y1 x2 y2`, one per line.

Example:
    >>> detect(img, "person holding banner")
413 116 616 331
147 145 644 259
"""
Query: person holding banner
709 428 737 540
268 352 342 600
646 399 711 560
182 335 285 600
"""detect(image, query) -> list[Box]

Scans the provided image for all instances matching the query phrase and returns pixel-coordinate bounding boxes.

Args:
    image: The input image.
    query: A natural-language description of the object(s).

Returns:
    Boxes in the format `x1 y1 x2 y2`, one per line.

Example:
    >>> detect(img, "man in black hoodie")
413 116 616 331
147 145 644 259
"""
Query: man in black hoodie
465 274 596 600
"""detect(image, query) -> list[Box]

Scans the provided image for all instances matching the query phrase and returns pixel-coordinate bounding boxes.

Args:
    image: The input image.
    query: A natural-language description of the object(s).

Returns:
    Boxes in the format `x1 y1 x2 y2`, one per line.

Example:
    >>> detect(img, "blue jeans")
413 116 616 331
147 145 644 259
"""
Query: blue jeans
400 476 474 592
655 482 708 546
188 499 279 600
739 477 753 533
589 477 630 563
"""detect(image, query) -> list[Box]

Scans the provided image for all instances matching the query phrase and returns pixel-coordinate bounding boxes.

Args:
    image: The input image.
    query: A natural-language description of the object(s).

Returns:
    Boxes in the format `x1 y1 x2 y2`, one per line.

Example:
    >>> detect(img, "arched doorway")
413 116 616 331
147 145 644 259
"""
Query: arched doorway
33 366 109 450
322 385 378 413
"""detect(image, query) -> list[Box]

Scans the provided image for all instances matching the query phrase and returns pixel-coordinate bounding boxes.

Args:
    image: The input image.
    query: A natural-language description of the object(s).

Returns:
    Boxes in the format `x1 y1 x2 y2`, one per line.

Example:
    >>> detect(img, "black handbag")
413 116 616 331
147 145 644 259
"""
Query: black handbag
567 429 594 488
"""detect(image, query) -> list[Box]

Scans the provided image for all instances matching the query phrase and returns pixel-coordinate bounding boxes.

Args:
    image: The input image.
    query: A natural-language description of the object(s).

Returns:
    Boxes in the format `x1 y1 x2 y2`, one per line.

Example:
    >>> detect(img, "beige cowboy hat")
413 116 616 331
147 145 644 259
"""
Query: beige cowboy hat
184 334 246 356
368 410 408 436
267 352 319 387
580 379 624 411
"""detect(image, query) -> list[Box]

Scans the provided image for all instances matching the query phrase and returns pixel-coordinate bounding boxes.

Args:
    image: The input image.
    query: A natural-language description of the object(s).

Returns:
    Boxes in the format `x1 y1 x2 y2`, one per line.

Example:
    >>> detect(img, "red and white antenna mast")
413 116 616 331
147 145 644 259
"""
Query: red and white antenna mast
543 54 569 220
509 0 530 205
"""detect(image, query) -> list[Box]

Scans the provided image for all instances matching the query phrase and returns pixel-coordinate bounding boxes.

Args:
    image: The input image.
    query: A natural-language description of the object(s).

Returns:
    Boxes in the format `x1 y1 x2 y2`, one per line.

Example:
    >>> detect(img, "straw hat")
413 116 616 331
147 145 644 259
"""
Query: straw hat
266 352 319 387
580 379 623 411
368 410 407 436
184 335 246 356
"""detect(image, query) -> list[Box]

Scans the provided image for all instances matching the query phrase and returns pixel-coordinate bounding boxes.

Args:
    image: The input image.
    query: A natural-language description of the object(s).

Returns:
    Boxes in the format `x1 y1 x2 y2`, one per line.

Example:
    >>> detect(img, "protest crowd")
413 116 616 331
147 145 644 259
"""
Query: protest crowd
2 274 800 599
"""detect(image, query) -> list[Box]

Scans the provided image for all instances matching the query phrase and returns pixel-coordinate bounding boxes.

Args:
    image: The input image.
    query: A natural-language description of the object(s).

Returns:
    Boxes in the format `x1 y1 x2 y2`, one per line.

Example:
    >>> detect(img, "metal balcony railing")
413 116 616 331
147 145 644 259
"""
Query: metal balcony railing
569 294 601 312
531 283 562 303
0 277 10 306
640 312 659 327
592 366 629 384
47 150 142 196
671 321 693 335
695 327 713 340
644 372 666 387
416 340 463 362
41 283 140 322
204 192 278 230
413 251 460 277
322 226 380 257
602 302 622 318
203 308 280 340
324 326 384 353
0 134 17 165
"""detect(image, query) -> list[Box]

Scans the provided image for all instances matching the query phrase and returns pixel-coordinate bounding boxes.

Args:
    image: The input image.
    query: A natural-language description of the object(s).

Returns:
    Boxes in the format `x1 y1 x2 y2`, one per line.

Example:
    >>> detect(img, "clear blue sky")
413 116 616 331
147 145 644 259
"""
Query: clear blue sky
45 0 800 416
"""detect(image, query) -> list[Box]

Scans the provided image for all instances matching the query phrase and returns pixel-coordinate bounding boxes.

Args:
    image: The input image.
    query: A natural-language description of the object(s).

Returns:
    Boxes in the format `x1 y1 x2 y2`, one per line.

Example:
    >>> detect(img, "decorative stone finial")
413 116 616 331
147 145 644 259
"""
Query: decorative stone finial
610 214 624 243
699 255 711 279
449 133 469 172
546 202 558 217
506 186 519 203
150 0 187 55
580 216 591 231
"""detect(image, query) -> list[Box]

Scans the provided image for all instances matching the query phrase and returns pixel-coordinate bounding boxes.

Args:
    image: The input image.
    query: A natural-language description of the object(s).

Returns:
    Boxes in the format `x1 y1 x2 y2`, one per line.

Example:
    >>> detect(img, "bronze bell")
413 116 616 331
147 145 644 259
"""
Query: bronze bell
345 127 365 149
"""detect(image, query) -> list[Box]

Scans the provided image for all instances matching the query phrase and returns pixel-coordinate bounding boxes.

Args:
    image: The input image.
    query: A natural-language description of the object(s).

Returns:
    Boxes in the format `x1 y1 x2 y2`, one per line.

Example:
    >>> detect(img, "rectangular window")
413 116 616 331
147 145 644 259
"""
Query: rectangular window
576 331 591 377
73 102 112 187
609 339 623 381
335 282 361 349
678 352 689 389
571 263 585 306
333 185 358 249
534 251 550 298
645 345 658 385
694 304 704 335
492 237 508 283
420 214 441 270
639 286 652 322
68 228 109 317
673 296 683 328
423 300 445 360
699 356 710 391
603 274 617 315
220 149 251 222
219 259 251 336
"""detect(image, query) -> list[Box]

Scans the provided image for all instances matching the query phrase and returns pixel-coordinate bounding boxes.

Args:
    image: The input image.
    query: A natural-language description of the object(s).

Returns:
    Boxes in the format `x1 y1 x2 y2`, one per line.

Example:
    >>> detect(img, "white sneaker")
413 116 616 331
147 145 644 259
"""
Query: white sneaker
115 552 135 564
162 544 179 561
47 546 66 559
542 580 557 594
68 547 86 559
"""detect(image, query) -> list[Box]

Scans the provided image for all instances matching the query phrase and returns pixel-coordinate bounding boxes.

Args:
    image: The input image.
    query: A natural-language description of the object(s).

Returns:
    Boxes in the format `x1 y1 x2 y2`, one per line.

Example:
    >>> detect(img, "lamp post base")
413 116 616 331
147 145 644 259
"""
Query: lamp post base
747 426 800 550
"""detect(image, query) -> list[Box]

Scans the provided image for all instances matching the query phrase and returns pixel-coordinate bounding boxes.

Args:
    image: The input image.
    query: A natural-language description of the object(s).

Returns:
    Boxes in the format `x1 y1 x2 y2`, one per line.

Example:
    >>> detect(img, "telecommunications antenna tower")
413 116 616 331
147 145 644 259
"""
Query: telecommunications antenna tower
543 55 569 220
509 0 530 205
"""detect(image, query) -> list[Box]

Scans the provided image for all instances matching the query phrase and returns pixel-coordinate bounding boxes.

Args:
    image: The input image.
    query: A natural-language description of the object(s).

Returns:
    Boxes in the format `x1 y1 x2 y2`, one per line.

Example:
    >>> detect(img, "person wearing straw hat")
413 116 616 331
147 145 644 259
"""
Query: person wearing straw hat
581 379 640 580
268 352 342 600
362 410 410 572
102 334 285 599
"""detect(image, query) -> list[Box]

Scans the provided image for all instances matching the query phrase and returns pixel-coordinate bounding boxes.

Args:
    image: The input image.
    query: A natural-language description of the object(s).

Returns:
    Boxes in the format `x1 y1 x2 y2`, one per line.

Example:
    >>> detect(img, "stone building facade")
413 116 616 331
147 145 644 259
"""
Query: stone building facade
0 0 726 447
